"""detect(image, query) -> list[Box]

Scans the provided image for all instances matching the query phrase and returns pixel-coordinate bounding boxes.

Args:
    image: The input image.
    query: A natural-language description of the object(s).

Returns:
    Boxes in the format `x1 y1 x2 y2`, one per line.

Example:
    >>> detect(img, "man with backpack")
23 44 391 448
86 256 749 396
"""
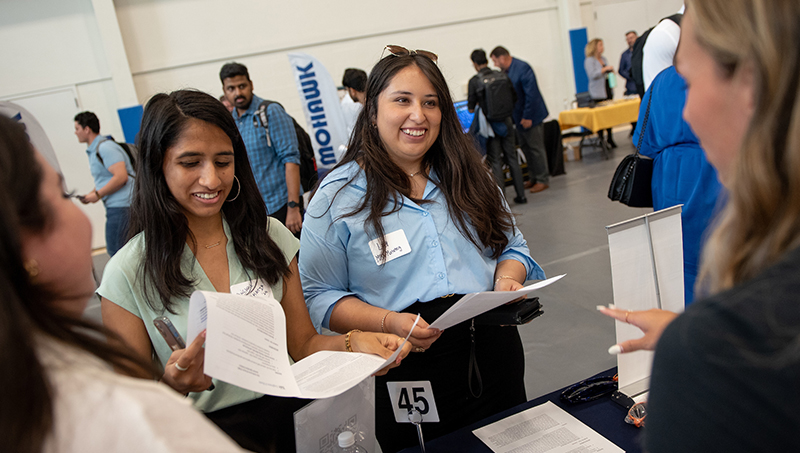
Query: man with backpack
220 62 304 235
73 111 135 256
490 46 550 194
468 49 526 204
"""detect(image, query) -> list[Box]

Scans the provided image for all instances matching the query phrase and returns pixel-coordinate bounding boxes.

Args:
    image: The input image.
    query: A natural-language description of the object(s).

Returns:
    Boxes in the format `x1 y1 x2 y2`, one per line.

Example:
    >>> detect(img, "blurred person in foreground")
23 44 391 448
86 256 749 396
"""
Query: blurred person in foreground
0 114 244 453
599 1 800 450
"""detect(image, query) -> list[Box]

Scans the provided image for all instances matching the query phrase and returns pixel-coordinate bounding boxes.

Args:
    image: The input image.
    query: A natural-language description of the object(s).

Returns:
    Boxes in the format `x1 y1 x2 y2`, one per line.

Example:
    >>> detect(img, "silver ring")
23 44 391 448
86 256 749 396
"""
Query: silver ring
175 362 189 372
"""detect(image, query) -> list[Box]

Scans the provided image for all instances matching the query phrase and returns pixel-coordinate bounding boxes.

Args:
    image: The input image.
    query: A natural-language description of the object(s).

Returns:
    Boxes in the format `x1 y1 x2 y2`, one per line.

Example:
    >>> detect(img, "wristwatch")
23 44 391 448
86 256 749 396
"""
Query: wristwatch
287 201 299 208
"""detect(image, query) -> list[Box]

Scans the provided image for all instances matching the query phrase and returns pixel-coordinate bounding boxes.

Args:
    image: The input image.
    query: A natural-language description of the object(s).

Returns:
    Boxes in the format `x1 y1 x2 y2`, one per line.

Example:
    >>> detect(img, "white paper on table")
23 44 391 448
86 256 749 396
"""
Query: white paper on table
428 274 565 330
606 206 685 390
187 291 417 399
472 401 623 453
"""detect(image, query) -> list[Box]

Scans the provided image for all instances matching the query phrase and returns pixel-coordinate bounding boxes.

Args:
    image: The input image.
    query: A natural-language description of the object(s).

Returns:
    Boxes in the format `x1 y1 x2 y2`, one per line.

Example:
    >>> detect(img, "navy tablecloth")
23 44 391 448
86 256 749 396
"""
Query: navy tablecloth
399 368 643 453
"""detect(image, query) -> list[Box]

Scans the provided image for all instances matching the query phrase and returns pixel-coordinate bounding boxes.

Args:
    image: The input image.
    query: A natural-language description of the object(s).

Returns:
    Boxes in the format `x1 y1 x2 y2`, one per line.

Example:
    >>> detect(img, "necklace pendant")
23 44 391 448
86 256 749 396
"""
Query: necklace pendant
205 241 221 249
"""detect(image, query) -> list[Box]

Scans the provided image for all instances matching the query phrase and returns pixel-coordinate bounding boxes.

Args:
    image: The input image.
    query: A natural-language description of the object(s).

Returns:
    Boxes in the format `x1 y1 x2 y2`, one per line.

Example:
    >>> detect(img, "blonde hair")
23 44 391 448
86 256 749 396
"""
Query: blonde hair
693 0 800 294
585 39 602 58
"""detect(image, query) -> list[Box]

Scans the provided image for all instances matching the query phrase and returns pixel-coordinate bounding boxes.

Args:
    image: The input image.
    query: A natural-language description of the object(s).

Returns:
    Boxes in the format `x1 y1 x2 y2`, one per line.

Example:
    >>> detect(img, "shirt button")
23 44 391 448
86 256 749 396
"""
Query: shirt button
431 241 439 247
437 272 445 279
422 212 429 217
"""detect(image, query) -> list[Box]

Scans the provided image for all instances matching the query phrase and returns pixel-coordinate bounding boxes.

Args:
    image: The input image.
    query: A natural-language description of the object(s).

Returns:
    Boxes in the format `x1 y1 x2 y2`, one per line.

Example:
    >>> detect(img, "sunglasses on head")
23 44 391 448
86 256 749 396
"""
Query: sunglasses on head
382 45 438 63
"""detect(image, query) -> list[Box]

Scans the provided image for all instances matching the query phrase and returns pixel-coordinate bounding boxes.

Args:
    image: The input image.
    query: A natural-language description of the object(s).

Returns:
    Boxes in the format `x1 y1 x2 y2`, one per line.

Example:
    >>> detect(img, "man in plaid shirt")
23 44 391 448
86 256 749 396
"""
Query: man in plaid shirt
220 62 303 234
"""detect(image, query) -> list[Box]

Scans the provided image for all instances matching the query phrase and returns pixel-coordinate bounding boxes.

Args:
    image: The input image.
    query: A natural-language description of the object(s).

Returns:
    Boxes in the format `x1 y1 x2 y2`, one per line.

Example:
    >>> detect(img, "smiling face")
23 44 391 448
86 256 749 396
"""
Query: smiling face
375 64 442 173
162 119 235 225
21 153 95 317
74 122 91 144
676 12 755 186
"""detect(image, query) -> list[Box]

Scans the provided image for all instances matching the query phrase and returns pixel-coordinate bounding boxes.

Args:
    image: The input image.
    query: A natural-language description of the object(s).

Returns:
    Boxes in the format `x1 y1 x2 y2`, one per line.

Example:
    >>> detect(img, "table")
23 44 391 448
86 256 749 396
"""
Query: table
399 368 643 453
559 98 641 159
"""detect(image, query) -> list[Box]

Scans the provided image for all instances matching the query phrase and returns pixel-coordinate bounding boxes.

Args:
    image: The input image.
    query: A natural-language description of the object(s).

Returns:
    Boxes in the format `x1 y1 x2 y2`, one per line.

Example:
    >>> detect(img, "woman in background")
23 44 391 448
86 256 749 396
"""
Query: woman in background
600 1 800 450
584 38 617 148
0 114 244 453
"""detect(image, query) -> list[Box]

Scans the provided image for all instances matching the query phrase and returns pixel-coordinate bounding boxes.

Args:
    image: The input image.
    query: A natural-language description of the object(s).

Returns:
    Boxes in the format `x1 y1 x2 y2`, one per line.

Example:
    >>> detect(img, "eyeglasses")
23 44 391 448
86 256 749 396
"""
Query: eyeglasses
624 401 647 428
382 45 438 63
559 374 618 404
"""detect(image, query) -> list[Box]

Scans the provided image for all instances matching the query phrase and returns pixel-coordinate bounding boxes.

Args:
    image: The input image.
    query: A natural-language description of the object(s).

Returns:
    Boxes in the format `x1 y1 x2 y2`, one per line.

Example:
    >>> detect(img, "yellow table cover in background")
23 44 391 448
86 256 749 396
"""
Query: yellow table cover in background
559 98 641 132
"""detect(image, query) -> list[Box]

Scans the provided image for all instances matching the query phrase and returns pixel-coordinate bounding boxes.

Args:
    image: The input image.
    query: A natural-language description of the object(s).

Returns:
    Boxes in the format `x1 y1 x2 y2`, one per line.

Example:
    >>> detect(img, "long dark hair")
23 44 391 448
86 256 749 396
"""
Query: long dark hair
337 54 515 258
0 115 149 453
131 90 290 313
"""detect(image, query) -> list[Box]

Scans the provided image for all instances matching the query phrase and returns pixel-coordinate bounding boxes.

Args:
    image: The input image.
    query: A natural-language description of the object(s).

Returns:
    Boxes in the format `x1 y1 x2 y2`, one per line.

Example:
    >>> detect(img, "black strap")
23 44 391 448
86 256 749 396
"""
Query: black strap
634 88 654 156
96 138 135 178
467 319 483 398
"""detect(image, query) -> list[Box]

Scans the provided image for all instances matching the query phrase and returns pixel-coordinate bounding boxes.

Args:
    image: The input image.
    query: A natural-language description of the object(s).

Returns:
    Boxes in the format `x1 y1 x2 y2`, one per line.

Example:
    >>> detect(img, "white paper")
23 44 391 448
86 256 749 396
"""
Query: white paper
188 291 417 399
428 274 565 330
473 401 623 453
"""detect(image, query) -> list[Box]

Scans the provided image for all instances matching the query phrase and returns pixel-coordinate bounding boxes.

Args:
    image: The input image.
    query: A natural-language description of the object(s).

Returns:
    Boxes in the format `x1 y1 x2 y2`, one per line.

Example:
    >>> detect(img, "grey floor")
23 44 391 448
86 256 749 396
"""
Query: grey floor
84 129 649 401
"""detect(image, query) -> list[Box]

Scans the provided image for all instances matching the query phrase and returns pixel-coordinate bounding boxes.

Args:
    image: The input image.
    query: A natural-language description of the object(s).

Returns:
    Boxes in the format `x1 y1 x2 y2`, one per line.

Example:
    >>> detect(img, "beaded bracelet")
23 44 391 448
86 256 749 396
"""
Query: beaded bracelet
345 329 362 352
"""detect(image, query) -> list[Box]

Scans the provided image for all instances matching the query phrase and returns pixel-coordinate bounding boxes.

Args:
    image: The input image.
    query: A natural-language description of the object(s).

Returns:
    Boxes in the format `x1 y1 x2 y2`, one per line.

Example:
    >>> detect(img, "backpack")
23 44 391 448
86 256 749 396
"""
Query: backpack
631 13 683 97
253 101 319 193
96 137 137 177
478 70 517 122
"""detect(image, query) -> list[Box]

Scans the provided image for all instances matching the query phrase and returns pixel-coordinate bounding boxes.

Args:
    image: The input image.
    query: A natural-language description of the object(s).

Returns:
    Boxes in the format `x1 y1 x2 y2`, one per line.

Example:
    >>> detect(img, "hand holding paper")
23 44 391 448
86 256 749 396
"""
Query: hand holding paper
428 274 565 330
188 291 419 399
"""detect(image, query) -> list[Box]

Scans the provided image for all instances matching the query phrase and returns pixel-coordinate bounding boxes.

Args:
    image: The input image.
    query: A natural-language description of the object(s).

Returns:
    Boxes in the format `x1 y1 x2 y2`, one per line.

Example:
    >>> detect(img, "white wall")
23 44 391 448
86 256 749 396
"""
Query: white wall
0 0 681 250
118 0 571 121
587 0 683 98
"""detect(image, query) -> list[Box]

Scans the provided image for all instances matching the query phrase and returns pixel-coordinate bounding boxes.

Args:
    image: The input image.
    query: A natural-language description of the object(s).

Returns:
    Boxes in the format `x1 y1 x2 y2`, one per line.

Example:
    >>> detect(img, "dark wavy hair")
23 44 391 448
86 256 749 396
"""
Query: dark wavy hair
130 90 290 313
0 115 149 453
336 54 515 258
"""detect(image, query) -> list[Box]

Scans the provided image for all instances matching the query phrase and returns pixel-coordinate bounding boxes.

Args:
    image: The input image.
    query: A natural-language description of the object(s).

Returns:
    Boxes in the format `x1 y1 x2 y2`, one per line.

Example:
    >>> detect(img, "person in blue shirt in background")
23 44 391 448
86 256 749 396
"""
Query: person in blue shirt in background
490 46 551 193
618 30 639 96
618 30 639 135
300 46 544 453
634 65 723 305
73 111 134 256
220 62 303 235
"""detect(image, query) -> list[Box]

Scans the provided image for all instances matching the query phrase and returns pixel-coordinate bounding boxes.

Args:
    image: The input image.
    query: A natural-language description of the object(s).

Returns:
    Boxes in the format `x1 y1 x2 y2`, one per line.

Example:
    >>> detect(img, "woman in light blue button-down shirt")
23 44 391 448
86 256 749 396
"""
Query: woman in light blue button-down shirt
300 49 545 452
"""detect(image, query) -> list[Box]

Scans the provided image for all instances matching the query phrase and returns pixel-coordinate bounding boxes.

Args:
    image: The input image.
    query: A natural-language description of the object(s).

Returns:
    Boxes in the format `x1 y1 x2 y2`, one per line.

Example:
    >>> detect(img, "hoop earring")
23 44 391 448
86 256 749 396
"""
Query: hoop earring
226 175 241 202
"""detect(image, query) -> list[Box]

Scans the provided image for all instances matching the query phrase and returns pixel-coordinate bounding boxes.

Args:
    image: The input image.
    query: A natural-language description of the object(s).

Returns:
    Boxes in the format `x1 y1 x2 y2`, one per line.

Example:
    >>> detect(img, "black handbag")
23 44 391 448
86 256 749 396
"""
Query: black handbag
607 91 654 208
474 297 543 325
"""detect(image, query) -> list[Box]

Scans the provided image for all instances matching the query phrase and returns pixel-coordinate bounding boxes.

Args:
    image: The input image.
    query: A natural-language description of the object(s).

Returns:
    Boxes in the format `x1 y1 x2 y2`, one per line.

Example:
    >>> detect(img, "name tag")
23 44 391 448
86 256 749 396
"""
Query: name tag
368 229 412 266
230 279 274 301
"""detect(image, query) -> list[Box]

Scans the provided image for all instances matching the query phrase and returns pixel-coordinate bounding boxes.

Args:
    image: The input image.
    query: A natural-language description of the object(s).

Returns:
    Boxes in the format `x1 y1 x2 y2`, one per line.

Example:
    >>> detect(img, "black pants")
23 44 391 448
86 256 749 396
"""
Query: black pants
375 297 527 453
205 395 311 453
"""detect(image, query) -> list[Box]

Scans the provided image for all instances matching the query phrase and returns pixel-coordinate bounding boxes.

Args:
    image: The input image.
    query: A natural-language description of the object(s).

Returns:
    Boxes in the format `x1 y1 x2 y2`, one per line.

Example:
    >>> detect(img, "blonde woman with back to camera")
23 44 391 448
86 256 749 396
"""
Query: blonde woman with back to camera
598 1 800 450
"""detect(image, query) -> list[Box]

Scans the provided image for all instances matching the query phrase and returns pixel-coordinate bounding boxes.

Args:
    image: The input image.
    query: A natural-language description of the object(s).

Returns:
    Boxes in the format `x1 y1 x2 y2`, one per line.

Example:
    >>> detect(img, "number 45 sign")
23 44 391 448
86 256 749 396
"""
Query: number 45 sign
386 381 440 423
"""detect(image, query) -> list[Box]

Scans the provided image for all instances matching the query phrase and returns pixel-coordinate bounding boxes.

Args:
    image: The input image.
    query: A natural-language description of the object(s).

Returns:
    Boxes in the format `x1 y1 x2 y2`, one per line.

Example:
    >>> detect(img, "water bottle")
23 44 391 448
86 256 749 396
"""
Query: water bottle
335 431 368 453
